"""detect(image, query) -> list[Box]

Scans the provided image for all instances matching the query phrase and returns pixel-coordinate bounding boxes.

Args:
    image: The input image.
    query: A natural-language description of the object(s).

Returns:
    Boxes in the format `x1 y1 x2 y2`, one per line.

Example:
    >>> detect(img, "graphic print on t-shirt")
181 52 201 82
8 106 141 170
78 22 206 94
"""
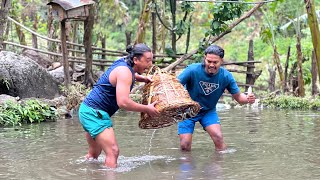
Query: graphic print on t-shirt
199 81 219 95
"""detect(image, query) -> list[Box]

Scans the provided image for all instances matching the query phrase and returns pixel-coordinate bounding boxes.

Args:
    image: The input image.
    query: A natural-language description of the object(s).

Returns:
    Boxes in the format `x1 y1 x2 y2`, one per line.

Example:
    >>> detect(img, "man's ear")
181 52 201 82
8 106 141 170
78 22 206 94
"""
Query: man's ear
202 55 206 65
133 57 138 64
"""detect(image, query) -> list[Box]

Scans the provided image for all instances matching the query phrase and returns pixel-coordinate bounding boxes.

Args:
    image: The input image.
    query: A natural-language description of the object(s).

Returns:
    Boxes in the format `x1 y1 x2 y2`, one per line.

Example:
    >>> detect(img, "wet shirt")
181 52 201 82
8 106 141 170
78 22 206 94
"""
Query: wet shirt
178 63 239 112
83 58 135 116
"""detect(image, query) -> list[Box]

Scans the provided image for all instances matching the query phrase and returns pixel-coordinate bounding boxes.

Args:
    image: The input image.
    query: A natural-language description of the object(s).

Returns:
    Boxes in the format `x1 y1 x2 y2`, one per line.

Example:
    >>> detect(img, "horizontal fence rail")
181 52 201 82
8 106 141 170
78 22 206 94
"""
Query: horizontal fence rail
2 16 263 97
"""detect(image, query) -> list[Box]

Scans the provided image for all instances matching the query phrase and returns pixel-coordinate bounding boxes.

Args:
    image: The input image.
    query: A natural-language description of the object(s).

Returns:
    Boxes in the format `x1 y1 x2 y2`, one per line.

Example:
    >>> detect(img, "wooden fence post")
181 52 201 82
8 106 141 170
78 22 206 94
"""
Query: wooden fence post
61 20 70 89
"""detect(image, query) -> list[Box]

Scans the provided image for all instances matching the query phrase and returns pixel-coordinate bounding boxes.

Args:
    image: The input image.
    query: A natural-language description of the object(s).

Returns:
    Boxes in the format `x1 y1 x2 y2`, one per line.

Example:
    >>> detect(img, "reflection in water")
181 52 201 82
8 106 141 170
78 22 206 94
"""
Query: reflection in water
203 153 225 180
177 151 227 180
177 152 196 180
1 109 320 179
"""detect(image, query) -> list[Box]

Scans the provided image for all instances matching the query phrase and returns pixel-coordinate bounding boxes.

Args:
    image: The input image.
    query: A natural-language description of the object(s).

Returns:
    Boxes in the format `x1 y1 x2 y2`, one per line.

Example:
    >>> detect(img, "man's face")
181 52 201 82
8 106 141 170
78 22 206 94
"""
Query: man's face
134 51 153 74
204 54 223 75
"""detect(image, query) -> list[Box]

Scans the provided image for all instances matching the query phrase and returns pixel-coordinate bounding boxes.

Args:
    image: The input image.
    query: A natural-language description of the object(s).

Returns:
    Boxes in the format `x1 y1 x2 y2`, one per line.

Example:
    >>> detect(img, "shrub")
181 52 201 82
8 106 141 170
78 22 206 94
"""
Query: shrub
0 99 58 127
261 95 320 110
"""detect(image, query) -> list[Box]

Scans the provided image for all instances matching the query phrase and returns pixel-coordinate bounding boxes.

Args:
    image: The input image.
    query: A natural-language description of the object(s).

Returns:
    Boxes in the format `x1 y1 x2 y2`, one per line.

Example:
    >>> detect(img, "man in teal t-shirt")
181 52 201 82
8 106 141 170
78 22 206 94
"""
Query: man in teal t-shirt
177 45 256 151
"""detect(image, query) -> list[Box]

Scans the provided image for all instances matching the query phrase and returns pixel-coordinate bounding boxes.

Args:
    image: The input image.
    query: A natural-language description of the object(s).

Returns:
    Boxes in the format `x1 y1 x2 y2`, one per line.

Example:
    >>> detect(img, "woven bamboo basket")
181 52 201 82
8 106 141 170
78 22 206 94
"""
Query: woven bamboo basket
139 66 201 129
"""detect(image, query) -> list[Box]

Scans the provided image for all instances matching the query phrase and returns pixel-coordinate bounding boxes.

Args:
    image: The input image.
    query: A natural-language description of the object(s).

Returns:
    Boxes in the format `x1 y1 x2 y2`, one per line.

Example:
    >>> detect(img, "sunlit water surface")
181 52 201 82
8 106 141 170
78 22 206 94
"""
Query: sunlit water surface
1 107 320 180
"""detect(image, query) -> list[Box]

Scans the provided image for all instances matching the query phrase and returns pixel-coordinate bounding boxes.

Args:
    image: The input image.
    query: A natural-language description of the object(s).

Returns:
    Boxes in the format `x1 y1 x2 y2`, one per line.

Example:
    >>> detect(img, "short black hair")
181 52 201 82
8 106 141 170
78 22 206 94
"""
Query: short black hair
125 43 151 67
204 45 224 58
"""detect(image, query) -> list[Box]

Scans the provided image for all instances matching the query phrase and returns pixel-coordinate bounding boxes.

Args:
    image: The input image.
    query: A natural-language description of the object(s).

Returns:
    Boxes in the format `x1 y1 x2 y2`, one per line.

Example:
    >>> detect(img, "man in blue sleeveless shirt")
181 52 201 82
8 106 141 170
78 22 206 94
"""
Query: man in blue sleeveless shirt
177 45 256 152
78 44 160 168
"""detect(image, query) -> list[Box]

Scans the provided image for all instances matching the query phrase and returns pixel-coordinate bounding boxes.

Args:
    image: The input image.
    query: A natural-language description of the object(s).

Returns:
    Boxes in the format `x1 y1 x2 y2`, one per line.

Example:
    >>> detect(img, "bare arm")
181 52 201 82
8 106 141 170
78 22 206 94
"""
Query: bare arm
114 67 159 116
232 92 256 105
135 73 152 83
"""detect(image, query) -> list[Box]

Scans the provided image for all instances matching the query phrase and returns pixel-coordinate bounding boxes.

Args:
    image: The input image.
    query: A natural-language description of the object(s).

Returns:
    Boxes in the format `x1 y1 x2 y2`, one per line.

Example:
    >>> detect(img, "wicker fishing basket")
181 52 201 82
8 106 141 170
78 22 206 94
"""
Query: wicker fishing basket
139 66 201 129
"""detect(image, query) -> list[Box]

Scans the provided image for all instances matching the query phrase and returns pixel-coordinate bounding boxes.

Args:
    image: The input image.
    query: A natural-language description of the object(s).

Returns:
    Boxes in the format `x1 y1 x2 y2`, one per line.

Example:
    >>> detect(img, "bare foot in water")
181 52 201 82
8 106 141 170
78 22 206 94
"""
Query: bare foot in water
85 153 99 160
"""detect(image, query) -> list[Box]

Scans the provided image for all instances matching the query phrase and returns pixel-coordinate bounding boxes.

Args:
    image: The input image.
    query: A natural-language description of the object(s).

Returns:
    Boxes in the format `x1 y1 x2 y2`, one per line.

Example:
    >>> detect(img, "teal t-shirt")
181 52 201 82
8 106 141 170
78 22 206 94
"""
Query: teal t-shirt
178 63 239 112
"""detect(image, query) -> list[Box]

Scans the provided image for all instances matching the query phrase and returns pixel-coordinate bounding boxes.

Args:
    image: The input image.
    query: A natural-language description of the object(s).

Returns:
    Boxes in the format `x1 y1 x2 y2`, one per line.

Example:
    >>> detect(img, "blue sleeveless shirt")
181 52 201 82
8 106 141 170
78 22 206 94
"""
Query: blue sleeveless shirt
83 58 135 116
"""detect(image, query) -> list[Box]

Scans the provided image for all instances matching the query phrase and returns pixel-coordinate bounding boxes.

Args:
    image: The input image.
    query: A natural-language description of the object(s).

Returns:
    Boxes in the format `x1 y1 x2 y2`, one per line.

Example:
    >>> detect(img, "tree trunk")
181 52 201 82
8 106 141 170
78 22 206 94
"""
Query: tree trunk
273 45 284 87
3 18 10 50
14 18 27 45
288 61 297 93
284 46 291 93
268 65 276 92
185 15 192 54
151 0 157 55
245 40 254 92
311 50 319 95
47 5 56 61
83 5 95 87
134 0 152 44
32 14 38 49
0 0 11 50
296 35 305 97
304 0 320 83
71 21 79 70
170 0 176 56
101 36 106 71
125 30 132 47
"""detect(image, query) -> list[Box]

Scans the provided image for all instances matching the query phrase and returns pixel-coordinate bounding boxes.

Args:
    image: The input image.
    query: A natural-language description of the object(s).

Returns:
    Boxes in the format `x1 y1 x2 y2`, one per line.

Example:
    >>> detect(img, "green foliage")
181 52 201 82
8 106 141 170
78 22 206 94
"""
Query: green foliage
176 20 189 36
164 45 176 57
93 0 132 49
260 26 273 45
191 39 207 62
207 1 246 36
188 1 247 64
261 95 320 110
181 1 195 13
0 100 58 127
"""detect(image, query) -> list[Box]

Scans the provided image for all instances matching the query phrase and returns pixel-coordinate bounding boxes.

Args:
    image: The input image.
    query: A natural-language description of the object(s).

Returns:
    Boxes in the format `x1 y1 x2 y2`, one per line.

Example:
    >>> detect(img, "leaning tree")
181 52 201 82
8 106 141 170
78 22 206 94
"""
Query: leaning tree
0 0 11 50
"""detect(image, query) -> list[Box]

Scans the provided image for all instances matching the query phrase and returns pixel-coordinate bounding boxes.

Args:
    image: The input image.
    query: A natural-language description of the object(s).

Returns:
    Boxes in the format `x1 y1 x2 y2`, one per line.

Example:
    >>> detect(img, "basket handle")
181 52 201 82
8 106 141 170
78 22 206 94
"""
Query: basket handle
146 65 161 77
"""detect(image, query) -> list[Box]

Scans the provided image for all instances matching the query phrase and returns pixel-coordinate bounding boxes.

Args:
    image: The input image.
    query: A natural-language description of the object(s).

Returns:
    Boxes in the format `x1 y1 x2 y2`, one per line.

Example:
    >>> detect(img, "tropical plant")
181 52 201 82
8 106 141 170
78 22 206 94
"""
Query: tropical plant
261 94 320 110
0 99 58 127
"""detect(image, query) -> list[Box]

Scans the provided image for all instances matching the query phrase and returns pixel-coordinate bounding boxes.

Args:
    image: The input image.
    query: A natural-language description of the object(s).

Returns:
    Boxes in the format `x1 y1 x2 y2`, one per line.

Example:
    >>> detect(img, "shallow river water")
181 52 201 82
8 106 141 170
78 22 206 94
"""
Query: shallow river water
0 107 320 180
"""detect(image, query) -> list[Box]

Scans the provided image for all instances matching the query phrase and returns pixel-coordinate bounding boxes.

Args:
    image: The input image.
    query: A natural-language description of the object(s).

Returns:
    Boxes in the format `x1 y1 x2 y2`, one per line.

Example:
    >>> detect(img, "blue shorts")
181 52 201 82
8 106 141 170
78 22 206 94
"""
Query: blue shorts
178 109 220 134
78 103 113 139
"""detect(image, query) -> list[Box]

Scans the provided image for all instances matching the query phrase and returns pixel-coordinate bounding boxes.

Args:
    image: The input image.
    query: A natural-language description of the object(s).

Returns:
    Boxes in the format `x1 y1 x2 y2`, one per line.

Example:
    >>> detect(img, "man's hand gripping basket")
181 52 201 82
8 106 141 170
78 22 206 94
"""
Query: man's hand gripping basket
139 66 201 129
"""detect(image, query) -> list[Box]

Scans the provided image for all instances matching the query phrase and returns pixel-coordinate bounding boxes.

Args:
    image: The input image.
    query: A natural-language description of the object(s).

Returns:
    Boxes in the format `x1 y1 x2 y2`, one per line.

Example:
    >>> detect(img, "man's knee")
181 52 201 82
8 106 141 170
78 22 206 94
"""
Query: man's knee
211 133 225 148
111 144 120 157
180 140 191 151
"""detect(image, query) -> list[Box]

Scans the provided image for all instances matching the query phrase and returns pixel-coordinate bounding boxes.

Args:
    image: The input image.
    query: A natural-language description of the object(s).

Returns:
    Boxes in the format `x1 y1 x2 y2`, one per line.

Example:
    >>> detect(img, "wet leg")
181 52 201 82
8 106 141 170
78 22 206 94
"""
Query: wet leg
205 124 227 151
179 134 193 151
85 132 102 159
95 127 119 168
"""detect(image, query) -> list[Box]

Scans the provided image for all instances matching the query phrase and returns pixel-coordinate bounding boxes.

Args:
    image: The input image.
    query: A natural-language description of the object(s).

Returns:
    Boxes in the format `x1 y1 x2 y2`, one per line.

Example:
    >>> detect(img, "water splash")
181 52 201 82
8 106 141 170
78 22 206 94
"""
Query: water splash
216 148 237 154
75 155 175 173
